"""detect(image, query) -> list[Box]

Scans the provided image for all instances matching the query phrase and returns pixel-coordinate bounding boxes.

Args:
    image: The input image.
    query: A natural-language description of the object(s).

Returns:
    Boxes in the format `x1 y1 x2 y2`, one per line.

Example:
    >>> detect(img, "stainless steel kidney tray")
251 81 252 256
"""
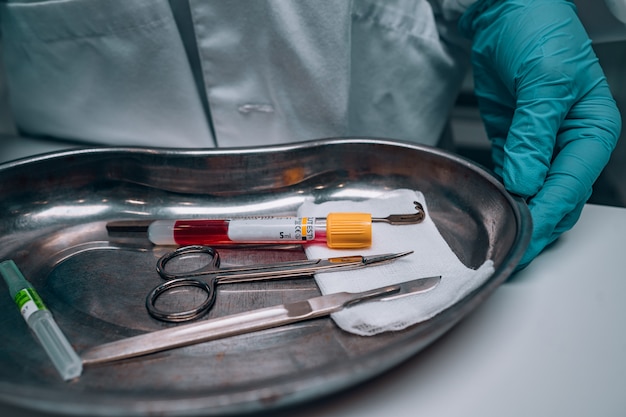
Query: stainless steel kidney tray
0 138 531 416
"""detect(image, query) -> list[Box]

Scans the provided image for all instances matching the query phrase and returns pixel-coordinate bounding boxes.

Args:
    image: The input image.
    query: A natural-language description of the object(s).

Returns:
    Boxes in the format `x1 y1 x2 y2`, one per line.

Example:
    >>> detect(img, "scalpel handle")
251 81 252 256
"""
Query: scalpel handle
81 303 318 366
81 288 393 366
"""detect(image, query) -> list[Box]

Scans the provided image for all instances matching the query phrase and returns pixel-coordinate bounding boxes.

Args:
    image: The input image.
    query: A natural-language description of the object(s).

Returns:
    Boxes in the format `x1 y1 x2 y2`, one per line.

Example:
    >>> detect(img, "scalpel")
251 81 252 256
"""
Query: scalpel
82 275 441 366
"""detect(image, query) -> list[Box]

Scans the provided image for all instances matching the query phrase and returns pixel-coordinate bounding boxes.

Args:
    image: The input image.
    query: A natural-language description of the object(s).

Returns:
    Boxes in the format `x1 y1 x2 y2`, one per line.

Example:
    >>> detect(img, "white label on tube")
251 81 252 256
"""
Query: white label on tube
228 217 315 241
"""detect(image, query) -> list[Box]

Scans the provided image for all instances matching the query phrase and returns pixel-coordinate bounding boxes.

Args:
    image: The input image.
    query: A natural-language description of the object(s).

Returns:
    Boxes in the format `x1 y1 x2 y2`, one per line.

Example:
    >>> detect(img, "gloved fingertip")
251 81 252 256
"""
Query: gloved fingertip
513 260 530 273
501 146 552 198
502 167 544 199
514 244 540 272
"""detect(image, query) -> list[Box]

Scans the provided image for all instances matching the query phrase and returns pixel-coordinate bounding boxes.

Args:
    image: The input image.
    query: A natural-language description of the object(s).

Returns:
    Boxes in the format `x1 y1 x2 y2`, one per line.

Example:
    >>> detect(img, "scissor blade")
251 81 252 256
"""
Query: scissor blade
360 250 414 266
216 251 413 283
81 276 440 366
304 250 414 275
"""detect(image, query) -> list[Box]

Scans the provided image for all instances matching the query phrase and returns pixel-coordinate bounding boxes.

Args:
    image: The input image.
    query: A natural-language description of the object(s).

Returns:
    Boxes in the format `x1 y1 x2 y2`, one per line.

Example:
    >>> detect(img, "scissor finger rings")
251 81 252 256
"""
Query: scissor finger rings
146 278 214 323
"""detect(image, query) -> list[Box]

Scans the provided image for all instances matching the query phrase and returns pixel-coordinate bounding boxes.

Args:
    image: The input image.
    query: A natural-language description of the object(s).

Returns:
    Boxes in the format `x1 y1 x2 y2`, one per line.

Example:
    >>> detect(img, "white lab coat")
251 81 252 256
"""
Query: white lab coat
0 0 624 148
0 0 474 148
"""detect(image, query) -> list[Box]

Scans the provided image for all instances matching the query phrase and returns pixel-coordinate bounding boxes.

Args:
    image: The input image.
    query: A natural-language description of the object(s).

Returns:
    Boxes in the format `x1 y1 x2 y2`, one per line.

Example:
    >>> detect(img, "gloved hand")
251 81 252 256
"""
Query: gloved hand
459 0 621 269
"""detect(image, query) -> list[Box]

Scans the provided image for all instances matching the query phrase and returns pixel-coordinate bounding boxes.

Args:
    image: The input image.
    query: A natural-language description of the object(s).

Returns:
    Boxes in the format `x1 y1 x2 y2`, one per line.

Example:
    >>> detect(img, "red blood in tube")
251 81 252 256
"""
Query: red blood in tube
172 220 232 245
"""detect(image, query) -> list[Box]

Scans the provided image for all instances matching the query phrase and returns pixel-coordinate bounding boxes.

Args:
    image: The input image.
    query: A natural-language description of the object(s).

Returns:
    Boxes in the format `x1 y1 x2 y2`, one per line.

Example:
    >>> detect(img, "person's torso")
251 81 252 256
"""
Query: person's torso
0 0 469 148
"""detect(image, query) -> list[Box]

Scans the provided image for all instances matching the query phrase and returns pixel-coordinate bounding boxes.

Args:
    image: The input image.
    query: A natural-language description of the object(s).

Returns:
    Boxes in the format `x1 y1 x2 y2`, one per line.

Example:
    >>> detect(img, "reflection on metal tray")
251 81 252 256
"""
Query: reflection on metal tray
0 138 531 417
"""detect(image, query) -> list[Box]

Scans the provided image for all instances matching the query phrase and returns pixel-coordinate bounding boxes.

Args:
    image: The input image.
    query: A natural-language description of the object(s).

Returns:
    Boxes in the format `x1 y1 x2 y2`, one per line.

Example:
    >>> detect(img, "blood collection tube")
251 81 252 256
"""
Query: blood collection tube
147 213 372 249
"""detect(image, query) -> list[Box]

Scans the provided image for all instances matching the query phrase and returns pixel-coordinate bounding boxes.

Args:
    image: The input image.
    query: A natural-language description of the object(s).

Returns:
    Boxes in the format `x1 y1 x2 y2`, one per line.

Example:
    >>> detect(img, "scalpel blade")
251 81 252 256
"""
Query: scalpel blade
81 275 441 366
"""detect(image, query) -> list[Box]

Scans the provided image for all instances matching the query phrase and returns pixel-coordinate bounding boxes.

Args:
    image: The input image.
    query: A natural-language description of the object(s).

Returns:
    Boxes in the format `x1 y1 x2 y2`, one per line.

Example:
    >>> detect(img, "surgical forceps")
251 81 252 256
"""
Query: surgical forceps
146 245 413 322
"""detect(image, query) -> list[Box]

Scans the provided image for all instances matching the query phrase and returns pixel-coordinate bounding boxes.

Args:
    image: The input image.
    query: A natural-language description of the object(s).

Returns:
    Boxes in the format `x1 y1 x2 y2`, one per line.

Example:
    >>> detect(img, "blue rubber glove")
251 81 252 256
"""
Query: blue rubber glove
459 0 621 269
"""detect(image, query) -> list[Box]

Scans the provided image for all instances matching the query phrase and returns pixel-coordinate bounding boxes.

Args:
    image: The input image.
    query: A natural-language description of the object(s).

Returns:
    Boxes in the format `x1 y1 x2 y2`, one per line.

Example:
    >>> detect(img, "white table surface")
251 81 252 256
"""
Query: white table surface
1 140 625 417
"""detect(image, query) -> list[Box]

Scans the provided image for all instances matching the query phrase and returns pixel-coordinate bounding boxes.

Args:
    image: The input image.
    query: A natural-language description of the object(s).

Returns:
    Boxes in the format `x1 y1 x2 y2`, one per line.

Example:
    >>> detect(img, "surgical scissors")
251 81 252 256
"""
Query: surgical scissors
146 245 413 322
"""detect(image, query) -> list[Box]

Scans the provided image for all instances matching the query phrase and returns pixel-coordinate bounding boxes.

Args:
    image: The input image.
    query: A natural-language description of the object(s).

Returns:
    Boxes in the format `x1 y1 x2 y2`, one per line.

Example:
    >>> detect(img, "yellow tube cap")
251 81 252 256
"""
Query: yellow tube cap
326 212 372 249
